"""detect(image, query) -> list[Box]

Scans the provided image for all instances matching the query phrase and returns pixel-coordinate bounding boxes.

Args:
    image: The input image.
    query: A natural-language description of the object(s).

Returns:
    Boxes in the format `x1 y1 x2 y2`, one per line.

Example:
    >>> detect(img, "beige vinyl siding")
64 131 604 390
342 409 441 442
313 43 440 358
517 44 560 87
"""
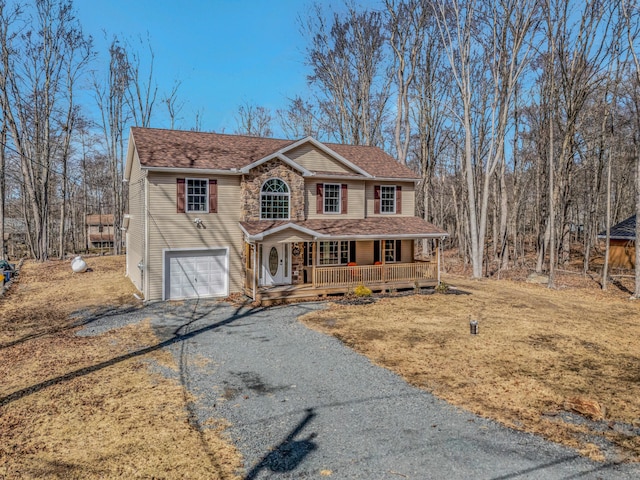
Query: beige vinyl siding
126 151 145 293
305 180 366 219
401 240 414 263
146 172 243 301
356 240 375 265
261 228 313 244
286 144 355 174
366 181 415 217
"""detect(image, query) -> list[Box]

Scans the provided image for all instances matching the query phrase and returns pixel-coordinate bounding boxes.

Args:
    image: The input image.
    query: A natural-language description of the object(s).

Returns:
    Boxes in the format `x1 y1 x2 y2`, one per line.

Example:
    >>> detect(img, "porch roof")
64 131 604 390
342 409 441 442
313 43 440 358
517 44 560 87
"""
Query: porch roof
240 217 448 241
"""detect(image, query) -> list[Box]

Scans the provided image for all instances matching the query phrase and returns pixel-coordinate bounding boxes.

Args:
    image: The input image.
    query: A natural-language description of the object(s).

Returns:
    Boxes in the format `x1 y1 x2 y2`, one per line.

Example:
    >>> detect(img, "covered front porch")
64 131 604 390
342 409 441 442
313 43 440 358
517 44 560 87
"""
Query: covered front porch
239 217 447 304
250 259 439 303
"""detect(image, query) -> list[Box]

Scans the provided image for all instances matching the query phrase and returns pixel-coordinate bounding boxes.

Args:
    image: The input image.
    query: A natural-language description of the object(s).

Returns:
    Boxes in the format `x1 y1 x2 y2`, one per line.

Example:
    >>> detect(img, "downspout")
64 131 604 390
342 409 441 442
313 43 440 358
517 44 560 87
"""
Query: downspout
144 173 149 301
437 237 442 285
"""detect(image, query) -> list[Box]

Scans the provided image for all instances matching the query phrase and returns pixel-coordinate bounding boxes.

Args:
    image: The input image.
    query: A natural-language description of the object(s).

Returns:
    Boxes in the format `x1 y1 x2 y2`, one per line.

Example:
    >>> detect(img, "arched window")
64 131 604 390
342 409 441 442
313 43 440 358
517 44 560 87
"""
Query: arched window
260 179 290 219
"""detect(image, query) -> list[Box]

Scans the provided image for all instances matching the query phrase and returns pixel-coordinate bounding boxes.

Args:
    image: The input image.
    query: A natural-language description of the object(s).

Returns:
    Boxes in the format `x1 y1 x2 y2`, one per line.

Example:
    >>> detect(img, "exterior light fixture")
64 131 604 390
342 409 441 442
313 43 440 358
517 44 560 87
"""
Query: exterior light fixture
470 319 479 335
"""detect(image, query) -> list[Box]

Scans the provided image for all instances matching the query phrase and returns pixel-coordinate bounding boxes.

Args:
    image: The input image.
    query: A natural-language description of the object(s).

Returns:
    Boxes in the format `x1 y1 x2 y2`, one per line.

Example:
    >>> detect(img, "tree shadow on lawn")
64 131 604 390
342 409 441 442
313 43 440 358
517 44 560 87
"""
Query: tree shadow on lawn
0 301 268 408
0 304 143 351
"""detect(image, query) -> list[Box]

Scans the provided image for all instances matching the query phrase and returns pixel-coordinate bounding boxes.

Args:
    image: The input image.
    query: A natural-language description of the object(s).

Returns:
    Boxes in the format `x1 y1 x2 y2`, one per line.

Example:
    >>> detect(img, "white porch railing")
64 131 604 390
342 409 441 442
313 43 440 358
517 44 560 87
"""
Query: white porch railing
313 262 437 288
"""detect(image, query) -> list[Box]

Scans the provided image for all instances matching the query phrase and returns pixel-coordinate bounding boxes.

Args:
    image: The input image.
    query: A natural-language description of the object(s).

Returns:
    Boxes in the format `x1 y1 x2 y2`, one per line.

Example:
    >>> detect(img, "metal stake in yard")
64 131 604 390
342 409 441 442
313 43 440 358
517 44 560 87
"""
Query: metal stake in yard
470 319 479 335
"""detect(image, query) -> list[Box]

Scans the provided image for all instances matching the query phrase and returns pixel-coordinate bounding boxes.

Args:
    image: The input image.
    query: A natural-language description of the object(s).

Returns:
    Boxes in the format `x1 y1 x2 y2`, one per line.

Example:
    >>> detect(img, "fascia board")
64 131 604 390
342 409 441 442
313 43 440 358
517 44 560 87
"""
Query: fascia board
143 167 242 175
124 131 136 181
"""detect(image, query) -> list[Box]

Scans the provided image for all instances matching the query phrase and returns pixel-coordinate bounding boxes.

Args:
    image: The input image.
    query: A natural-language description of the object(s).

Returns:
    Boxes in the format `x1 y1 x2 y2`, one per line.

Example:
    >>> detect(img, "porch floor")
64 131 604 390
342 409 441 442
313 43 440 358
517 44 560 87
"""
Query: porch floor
245 278 438 305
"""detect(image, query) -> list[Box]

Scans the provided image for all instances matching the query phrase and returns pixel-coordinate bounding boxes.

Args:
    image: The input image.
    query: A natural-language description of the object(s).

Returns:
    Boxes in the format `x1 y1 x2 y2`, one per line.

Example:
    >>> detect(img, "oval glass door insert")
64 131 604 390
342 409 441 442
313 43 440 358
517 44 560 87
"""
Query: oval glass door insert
269 247 279 276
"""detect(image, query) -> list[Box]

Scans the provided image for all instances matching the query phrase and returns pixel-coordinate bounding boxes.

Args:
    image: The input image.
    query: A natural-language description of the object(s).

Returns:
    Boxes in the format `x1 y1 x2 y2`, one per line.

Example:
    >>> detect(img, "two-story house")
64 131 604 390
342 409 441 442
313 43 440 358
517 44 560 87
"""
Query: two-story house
124 127 448 302
86 214 115 251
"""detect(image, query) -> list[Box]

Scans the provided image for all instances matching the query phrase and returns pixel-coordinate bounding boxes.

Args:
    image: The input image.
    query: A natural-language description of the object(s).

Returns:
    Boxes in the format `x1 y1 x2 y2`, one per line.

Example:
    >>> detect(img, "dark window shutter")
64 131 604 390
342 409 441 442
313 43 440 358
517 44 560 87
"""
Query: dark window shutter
374 240 381 263
396 240 402 262
304 242 309 266
374 185 380 214
209 179 218 213
341 184 348 214
396 185 402 214
316 183 323 214
349 241 356 263
177 178 185 213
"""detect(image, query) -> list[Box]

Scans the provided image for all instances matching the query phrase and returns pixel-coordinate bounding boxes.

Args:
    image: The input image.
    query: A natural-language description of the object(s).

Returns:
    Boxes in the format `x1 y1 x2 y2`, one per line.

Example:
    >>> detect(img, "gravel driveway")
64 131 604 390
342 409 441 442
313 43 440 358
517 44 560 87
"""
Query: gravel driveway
82 300 640 479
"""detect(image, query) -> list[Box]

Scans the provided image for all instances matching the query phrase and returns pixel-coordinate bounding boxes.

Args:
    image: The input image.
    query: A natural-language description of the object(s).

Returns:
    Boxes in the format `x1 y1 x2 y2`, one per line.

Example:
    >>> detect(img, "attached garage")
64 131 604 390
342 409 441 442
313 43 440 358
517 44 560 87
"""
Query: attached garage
164 249 229 300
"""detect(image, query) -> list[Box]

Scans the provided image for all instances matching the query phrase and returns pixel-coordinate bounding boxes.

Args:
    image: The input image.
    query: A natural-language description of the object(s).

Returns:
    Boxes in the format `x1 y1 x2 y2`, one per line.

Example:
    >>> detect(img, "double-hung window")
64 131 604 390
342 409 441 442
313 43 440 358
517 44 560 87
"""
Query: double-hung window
187 178 208 212
318 241 350 265
384 239 397 262
380 186 396 214
323 184 341 214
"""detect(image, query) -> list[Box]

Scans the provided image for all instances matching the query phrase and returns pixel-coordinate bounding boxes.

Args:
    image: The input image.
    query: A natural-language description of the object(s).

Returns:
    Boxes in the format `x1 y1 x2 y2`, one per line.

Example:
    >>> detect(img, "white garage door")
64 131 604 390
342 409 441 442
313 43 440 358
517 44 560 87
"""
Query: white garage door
166 249 228 300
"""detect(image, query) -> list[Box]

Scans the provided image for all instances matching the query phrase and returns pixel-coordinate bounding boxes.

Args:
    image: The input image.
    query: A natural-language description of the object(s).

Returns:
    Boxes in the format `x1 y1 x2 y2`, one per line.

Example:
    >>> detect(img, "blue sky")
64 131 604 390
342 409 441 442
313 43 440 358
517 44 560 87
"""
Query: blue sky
74 0 338 135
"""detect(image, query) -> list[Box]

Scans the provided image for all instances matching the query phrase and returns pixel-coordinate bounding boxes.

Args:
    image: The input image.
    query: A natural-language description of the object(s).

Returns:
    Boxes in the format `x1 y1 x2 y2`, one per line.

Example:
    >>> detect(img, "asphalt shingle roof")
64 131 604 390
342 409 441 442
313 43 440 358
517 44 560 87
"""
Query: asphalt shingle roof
598 215 636 240
240 217 448 239
131 127 419 179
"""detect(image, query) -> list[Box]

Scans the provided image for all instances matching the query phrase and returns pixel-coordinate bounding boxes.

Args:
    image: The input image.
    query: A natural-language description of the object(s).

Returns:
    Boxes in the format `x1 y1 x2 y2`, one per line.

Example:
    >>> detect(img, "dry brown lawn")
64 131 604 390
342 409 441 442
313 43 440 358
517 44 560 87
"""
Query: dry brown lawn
301 274 640 463
0 256 242 479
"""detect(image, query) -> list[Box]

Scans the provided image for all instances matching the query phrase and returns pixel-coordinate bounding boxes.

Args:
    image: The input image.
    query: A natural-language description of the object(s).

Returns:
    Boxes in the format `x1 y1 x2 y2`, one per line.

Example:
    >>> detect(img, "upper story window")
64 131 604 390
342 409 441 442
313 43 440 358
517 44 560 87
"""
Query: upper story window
187 178 208 212
260 179 290 220
317 183 347 215
374 185 402 215
323 184 341 214
380 186 396 214
177 178 217 214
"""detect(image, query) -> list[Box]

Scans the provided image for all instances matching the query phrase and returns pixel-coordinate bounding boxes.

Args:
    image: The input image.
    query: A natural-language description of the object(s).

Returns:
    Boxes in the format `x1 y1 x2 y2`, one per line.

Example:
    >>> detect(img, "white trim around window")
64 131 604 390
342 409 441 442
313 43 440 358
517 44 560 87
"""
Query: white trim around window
380 185 396 214
186 178 209 213
260 178 290 220
318 240 350 266
384 239 398 263
323 183 341 214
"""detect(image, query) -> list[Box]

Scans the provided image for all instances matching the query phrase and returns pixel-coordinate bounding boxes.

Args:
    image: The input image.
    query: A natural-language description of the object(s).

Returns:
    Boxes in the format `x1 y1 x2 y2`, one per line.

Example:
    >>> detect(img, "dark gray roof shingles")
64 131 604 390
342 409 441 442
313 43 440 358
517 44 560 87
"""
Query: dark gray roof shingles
598 215 636 240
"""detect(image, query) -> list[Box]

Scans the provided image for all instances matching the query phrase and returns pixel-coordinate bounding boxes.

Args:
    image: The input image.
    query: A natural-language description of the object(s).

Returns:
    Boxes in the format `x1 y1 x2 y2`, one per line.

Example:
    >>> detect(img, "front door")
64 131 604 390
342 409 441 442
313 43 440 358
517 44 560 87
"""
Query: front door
261 242 290 286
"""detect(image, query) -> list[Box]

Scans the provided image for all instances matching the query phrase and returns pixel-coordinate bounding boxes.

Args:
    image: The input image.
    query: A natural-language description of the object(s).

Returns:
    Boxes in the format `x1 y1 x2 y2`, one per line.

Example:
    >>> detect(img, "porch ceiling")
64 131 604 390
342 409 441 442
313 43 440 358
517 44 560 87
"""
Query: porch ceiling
240 217 448 241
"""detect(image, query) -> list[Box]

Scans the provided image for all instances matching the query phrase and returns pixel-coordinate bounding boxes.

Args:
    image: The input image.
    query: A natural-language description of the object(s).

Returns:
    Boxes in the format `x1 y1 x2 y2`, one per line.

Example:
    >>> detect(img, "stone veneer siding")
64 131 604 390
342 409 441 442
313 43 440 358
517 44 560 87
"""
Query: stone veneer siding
241 160 305 222
291 242 305 285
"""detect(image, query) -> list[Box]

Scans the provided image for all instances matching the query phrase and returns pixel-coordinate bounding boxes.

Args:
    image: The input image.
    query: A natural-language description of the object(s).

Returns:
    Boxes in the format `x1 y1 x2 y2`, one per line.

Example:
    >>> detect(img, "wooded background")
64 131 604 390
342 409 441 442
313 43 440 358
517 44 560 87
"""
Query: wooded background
0 0 639 295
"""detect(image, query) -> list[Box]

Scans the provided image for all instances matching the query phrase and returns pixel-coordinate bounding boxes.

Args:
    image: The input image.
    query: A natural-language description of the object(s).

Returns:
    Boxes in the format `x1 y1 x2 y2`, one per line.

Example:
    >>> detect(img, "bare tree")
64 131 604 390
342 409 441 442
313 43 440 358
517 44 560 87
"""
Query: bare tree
0 0 92 260
277 96 320 138
235 101 273 137
191 108 204 132
0 115 5 260
57 21 93 258
125 34 157 128
163 80 184 129
385 0 428 165
432 0 538 278
93 37 130 255
621 0 640 298
304 4 390 146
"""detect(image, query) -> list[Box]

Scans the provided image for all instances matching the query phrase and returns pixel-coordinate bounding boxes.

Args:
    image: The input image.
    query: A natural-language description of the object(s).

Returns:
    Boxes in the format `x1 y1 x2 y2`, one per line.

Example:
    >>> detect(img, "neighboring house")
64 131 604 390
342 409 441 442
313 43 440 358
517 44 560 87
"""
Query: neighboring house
124 127 448 302
86 214 115 250
3 218 27 259
599 215 636 269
